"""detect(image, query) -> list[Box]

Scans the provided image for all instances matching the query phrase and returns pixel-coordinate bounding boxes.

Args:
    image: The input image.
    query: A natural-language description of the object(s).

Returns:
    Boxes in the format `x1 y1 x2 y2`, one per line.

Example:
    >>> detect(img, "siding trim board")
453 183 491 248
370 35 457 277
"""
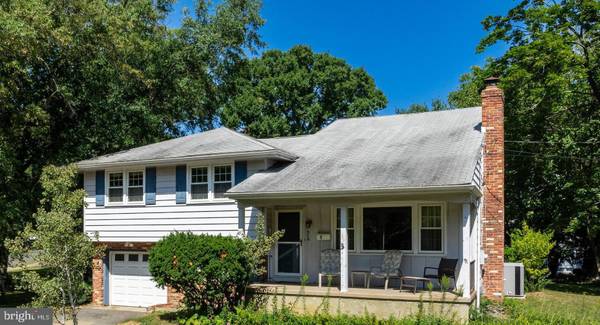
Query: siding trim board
102 254 109 305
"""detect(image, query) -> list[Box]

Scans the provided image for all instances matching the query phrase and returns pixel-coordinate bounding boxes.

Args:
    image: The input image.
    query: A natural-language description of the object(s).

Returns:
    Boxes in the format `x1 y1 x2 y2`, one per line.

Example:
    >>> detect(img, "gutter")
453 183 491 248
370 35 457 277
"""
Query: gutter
76 149 297 171
226 184 483 200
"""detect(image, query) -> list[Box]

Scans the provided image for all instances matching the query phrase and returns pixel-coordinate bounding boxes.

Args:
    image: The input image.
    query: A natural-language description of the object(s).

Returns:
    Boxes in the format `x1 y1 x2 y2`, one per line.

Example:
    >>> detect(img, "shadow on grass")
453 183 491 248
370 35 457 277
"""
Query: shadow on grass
546 281 600 296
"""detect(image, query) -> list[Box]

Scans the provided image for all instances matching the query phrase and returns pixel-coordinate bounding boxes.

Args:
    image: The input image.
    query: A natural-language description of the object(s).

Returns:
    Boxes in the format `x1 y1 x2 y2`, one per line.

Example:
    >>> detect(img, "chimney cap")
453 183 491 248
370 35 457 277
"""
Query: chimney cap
484 76 500 86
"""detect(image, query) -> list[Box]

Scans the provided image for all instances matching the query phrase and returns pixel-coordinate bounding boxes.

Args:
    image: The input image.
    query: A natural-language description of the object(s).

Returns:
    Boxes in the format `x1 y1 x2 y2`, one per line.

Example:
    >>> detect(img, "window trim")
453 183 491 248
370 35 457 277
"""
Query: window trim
418 203 446 254
187 163 235 203
105 169 145 206
331 206 357 252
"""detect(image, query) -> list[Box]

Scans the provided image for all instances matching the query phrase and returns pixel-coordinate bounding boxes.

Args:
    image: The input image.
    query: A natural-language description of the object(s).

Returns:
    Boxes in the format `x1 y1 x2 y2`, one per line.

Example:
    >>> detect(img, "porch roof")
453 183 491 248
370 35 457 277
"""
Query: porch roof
228 107 483 198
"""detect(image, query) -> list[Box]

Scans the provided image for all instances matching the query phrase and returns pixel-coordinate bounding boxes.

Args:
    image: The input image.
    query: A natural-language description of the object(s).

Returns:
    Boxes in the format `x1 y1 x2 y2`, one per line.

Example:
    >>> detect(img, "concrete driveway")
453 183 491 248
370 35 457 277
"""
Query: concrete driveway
59 305 148 325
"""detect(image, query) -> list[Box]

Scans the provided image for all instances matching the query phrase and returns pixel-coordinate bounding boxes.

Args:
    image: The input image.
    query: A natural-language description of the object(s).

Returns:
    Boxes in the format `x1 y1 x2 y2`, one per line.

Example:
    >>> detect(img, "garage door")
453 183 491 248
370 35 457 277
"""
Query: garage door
110 251 167 307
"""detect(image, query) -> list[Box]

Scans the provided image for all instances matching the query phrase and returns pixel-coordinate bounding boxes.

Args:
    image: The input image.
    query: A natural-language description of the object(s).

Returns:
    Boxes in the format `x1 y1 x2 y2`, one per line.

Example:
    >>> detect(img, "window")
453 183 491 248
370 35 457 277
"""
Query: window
127 171 144 202
190 167 208 200
420 205 443 252
334 207 355 250
114 253 124 261
363 207 412 251
142 254 149 262
108 172 124 203
128 254 139 262
213 165 232 199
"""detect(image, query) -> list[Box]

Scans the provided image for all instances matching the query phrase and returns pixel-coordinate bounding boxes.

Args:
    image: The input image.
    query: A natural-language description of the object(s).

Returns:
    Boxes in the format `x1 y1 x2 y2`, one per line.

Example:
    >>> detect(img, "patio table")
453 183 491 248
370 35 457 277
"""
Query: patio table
351 270 369 288
399 276 432 293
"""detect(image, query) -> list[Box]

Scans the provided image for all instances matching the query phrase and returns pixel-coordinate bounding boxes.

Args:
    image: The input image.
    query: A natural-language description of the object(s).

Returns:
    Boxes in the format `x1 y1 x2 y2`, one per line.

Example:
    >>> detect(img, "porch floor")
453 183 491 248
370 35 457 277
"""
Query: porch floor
248 283 474 304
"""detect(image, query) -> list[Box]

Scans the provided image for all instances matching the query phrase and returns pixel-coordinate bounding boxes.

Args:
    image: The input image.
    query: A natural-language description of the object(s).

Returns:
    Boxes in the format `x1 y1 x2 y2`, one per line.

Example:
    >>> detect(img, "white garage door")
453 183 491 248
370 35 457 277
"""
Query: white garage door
110 251 167 307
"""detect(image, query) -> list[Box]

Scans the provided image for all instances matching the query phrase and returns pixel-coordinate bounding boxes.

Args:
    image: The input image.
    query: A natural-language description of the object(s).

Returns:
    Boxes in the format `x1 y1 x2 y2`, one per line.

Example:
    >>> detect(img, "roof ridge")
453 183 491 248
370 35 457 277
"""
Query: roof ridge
219 127 279 150
330 106 482 123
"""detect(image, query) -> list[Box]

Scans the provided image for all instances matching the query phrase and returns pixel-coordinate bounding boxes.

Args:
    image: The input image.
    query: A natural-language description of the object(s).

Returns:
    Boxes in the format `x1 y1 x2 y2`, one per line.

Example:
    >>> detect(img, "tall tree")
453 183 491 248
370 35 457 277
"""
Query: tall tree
7 165 104 325
0 0 264 291
220 45 387 137
451 0 600 276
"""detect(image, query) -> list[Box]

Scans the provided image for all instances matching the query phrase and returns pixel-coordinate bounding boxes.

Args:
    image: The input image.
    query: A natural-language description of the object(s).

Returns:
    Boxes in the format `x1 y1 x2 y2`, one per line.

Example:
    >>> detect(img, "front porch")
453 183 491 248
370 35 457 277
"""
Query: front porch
248 282 474 322
237 191 482 306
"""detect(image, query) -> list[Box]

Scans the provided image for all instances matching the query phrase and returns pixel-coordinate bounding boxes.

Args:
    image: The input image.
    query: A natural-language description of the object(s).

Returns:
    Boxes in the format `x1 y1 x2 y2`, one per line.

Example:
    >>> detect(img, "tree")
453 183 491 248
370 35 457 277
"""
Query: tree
6 165 104 325
0 0 264 291
395 98 450 114
221 45 387 137
505 223 555 291
452 0 600 276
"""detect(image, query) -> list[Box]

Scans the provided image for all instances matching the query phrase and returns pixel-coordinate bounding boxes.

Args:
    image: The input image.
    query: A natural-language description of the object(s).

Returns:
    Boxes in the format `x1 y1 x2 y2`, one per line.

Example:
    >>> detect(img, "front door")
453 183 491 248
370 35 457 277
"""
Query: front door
276 211 302 275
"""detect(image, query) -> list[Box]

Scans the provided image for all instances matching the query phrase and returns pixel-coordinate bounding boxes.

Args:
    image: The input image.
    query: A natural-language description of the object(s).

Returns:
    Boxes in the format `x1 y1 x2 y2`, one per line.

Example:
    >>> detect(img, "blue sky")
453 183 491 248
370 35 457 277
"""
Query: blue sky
166 1 513 115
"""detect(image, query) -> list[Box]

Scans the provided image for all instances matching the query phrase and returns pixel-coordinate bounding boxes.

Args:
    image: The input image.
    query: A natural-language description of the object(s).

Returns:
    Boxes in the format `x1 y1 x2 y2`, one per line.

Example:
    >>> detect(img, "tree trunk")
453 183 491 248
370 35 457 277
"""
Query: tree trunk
593 235 600 280
582 230 600 279
0 244 9 294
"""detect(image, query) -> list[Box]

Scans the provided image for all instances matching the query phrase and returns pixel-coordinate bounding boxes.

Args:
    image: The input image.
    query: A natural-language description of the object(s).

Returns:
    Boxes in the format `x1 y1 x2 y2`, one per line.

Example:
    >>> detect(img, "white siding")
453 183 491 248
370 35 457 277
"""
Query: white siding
83 162 263 242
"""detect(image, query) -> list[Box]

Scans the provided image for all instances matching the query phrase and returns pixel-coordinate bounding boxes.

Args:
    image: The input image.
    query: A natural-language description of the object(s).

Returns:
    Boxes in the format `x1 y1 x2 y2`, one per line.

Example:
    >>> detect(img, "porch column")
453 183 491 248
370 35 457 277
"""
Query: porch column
340 207 349 292
459 203 472 298
237 204 246 236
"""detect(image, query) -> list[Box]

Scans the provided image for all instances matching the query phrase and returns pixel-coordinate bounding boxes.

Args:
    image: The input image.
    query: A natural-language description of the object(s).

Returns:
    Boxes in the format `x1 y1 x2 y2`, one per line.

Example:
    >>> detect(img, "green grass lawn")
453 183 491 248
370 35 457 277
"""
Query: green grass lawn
473 282 600 325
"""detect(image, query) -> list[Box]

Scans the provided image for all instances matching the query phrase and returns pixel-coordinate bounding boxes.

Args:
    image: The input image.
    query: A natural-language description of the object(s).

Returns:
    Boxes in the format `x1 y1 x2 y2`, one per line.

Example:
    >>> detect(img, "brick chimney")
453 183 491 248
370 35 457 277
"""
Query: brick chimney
481 77 505 300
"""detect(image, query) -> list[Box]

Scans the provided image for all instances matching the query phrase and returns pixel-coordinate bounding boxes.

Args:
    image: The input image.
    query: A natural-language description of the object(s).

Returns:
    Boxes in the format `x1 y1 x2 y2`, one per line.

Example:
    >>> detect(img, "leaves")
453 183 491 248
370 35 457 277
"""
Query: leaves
0 0 264 289
221 45 387 137
6 165 103 324
455 0 600 276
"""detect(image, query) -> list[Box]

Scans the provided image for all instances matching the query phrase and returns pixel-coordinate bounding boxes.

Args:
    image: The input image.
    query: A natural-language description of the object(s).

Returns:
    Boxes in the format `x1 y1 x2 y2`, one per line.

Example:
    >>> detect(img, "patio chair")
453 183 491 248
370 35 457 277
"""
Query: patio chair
423 258 458 289
318 249 340 287
367 250 403 290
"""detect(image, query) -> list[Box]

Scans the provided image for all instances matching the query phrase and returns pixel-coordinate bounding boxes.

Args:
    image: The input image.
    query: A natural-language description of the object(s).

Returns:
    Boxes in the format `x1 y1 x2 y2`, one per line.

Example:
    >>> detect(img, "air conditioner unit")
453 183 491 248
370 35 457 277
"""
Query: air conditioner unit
504 262 525 297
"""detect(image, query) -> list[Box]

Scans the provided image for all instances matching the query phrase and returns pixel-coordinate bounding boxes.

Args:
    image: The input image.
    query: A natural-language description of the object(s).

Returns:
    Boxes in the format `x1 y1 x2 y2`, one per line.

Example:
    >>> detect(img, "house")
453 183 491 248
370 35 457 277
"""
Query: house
77 78 505 318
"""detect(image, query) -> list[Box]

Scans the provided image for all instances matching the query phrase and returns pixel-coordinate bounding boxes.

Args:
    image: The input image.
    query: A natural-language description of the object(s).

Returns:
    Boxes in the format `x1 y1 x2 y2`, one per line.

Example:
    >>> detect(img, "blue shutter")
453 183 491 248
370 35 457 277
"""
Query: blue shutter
95 170 105 206
103 254 109 305
175 165 187 204
235 161 248 185
145 167 156 205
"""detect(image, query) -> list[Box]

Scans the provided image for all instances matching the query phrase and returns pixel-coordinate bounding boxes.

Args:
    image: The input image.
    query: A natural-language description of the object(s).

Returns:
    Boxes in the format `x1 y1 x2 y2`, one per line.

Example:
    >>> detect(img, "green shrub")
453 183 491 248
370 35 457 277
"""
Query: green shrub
179 306 457 325
505 223 555 292
148 232 251 315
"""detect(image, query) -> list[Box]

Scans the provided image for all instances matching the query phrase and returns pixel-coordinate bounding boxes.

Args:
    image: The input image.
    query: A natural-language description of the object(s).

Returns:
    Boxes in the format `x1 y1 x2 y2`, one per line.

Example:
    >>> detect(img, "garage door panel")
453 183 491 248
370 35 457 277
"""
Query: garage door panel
110 251 167 307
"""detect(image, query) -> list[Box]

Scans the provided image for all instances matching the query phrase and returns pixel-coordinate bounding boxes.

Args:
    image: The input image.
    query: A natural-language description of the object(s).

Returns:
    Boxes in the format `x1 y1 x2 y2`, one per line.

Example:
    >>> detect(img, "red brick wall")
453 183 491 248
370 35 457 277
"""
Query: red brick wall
91 242 182 307
481 77 505 300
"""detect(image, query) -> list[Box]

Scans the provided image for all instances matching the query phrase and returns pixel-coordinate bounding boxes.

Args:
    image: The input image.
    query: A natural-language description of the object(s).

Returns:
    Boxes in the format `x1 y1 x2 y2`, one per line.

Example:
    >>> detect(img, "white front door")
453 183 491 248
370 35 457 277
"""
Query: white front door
275 211 302 276
110 251 167 307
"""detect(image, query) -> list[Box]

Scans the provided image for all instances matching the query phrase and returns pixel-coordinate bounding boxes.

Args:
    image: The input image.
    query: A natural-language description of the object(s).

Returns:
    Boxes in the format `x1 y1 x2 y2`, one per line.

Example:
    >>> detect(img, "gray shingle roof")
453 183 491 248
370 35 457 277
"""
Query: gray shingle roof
76 127 297 169
229 107 483 196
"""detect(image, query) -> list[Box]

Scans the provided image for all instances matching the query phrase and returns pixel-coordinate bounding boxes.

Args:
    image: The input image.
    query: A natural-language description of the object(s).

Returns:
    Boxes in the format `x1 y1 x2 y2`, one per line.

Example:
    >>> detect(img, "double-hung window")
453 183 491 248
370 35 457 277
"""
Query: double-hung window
127 171 144 202
107 170 144 204
190 167 209 200
213 165 232 199
334 207 355 251
420 205 443 252
362 206 412 251
108 172 124 203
